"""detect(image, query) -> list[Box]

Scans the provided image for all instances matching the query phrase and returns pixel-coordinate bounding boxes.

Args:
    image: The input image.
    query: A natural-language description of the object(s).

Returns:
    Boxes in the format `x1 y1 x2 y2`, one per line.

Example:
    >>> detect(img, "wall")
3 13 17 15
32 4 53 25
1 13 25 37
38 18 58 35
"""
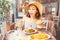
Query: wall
43 2 58 16
58 0 60 18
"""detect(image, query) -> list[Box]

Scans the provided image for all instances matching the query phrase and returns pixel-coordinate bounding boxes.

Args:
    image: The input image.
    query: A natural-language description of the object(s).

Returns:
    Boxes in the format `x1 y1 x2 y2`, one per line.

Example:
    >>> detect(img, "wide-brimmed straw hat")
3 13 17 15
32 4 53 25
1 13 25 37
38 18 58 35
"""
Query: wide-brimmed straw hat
23 2 43 16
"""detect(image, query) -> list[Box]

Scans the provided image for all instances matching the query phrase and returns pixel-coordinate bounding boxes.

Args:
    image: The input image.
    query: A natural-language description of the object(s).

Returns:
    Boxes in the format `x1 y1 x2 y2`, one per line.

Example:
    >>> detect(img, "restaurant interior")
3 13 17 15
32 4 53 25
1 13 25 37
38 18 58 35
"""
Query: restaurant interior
0 0 60 40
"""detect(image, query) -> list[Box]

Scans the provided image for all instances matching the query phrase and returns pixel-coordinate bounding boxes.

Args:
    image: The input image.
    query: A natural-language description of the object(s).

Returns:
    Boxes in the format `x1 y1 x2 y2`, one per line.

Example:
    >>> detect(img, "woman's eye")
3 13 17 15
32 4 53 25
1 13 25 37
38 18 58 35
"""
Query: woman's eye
28 9 31 10
28 8 36 11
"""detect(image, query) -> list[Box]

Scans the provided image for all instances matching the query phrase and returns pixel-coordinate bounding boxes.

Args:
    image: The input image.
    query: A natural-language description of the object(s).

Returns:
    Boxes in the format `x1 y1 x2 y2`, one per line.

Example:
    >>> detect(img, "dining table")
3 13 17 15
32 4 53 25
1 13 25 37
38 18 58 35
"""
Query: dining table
5 28 56 40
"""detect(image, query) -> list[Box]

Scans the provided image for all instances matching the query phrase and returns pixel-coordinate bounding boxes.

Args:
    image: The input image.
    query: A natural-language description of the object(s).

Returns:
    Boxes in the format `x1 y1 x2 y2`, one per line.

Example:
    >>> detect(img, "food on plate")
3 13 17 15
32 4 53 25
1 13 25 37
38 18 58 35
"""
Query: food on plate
23 28 37 34
32 38 45 40
30 34 49 40
25 29 36 33
36 20 45 27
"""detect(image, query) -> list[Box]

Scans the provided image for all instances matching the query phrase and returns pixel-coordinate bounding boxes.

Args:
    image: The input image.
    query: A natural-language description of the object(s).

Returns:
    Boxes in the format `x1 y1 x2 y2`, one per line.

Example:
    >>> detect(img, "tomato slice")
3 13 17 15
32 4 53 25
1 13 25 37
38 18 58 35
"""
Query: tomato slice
31 29 35 32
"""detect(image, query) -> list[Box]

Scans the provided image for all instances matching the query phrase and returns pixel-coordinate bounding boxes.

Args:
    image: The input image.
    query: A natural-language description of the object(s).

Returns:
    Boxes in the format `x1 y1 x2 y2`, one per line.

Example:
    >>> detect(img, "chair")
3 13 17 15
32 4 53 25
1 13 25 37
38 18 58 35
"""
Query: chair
53 16 59 28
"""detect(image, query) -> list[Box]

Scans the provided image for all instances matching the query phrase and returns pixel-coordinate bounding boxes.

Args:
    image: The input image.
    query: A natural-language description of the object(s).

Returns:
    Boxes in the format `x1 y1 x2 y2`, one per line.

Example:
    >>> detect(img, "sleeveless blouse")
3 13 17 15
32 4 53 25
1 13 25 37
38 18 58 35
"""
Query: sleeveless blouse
24 20 37 29
23 16 37 29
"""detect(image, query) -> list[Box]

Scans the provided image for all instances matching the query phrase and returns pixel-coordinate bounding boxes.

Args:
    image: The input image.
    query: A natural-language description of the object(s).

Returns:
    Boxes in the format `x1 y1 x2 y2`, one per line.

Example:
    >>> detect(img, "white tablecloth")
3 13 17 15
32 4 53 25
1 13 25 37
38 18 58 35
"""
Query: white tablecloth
6 29 30 40
6 29 56 40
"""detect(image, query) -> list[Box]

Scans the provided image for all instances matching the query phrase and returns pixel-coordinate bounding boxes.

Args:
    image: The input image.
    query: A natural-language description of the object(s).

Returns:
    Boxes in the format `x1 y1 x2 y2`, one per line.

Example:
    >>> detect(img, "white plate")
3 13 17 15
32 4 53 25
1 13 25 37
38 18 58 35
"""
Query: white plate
23 29 37 34
30 34 50 40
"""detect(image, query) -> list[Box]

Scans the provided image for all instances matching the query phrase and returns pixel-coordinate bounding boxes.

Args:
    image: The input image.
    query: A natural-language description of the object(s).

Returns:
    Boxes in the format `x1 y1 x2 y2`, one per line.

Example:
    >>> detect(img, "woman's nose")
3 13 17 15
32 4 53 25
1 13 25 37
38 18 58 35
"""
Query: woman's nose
30 9 33 12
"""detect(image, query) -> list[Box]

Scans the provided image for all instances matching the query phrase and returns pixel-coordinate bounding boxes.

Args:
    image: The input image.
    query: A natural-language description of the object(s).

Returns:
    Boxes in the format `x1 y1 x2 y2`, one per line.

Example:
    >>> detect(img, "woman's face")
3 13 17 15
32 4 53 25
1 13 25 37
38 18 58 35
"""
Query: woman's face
28 5 37 16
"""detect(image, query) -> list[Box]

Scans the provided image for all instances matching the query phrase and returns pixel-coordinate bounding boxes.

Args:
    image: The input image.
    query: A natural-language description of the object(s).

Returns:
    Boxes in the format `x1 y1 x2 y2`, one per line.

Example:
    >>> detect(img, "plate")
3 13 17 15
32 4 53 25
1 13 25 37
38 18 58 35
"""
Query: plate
23 29 37 34
30 34 50 40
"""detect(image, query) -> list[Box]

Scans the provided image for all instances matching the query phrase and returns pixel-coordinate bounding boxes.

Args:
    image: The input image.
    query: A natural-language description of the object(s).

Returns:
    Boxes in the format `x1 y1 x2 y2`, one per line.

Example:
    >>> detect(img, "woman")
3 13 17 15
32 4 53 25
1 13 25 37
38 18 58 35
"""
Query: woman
20 2 56 38
20 2 43 30
20 2 56 35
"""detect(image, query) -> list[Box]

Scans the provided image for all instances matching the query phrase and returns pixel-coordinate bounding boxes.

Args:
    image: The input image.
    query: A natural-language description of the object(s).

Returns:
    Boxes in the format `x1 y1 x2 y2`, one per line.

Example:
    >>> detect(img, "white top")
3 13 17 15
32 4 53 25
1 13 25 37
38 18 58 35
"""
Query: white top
23 16 37 29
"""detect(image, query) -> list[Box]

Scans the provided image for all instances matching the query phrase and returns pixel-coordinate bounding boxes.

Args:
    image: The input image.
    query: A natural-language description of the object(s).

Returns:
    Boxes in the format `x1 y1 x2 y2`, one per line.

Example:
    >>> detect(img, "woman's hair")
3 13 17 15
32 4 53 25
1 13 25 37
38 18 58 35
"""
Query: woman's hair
26 4 41 19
